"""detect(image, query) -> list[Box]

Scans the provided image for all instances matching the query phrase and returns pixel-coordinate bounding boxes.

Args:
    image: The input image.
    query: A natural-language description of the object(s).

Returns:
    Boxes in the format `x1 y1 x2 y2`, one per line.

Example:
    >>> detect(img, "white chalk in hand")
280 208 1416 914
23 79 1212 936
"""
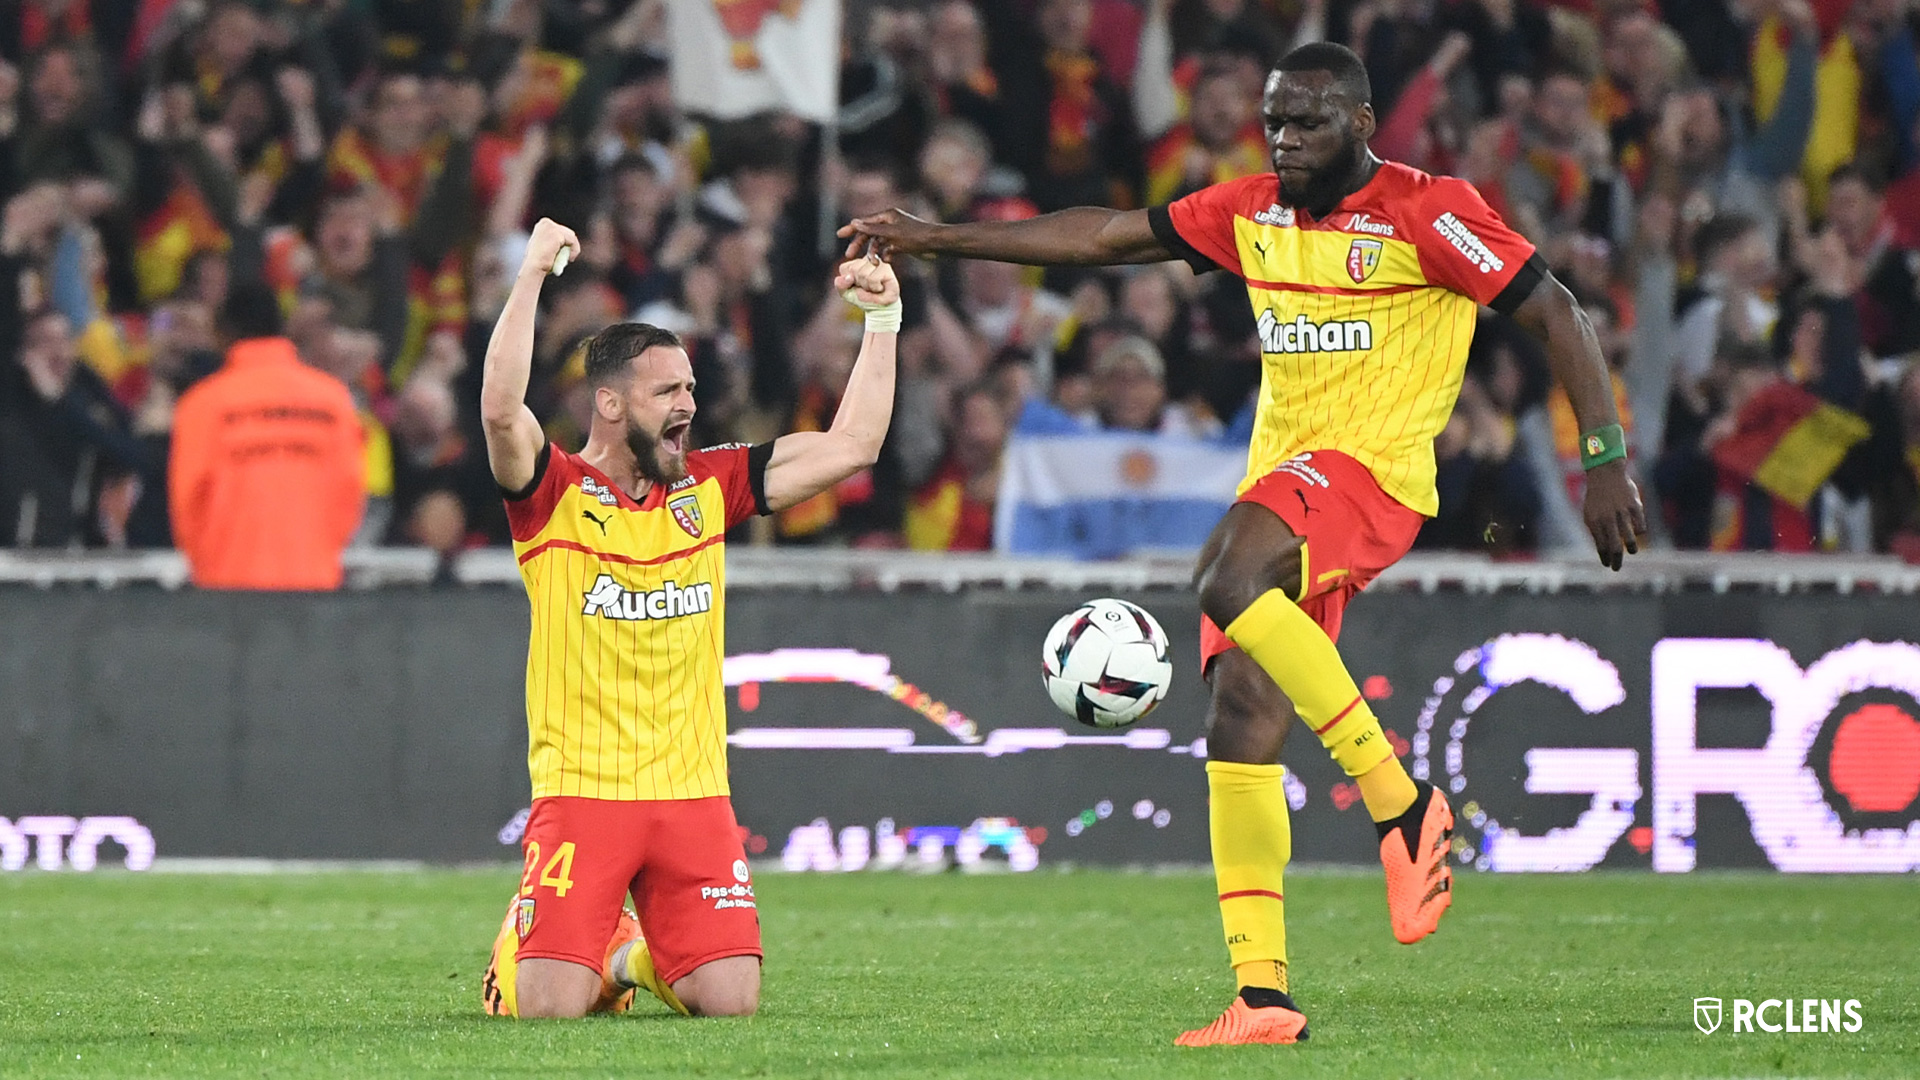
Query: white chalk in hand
551 247 571 276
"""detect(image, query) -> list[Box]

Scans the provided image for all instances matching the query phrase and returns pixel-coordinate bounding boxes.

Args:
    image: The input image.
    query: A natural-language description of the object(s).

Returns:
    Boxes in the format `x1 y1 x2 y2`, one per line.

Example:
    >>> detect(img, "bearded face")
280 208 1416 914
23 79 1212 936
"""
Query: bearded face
1276 126 1364 211
623 406 692 487
611 347 697 487
1263 70 1373 217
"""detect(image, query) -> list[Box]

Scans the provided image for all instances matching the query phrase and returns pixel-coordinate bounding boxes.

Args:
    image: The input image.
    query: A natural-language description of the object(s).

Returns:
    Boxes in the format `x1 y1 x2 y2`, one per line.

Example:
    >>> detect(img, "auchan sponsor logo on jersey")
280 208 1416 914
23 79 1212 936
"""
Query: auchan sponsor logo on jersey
581 574 715 620
1257 310 1374 354
1432 211 1505 273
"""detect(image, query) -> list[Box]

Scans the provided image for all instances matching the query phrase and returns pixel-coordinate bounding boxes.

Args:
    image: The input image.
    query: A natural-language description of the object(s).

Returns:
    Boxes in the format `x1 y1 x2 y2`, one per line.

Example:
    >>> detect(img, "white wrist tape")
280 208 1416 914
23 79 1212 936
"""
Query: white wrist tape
861 301 903 334
842 288 903 334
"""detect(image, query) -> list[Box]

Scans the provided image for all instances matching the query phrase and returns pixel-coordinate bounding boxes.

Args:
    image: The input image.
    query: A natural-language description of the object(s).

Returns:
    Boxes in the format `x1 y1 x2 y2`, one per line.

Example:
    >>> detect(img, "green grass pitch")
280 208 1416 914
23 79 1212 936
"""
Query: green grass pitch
1 868 1915 1078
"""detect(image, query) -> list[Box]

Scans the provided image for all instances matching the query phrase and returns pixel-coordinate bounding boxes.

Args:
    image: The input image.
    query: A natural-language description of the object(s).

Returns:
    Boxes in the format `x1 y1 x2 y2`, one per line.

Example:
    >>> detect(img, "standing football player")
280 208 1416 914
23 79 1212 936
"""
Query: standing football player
478 218 903 1018
843 42 1644 1045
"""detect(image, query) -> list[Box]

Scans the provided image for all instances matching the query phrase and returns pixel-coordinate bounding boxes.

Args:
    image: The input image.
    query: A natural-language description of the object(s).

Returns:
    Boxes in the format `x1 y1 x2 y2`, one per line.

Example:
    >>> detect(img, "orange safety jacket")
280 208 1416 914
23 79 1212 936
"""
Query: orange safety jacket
169 338 366 590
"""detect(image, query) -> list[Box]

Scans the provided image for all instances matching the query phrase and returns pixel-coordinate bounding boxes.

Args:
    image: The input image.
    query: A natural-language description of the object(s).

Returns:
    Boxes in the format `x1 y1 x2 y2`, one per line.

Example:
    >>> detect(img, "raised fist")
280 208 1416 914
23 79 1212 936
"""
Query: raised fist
836 254 902 310
523 217 581 278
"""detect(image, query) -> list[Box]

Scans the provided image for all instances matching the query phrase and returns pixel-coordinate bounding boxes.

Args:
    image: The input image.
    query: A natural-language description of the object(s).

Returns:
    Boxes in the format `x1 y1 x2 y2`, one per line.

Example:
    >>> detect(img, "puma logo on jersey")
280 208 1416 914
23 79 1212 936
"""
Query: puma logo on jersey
581 509 610 534
581 575 714 621
1256 310 1374 354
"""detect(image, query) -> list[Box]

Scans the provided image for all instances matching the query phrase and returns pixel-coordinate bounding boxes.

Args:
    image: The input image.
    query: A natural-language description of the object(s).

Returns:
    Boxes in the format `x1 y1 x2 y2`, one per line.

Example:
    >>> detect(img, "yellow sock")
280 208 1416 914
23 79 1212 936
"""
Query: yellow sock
1235 959 1289 993
1208 761 1291 986
1223 590 1416 819
617 937 690 1015
1356 757 1419 823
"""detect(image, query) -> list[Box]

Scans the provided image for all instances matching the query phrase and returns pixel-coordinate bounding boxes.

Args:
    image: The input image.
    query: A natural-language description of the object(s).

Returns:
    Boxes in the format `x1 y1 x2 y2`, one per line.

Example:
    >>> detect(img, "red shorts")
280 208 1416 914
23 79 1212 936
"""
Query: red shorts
1200 450 1424 672
514 795 762 985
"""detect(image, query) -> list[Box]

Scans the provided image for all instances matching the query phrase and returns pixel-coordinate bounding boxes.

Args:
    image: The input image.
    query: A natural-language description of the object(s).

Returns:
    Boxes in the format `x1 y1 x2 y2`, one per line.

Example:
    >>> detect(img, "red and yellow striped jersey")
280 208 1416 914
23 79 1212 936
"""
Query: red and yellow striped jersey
505 442 766 801
1151 163 1539 516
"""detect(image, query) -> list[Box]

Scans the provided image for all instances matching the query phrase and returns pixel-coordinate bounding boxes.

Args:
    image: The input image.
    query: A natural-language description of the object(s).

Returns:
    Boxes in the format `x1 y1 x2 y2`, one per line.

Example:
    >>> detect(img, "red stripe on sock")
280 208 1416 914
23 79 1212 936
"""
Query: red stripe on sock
1217 889 1284 902
1312 696 1364 736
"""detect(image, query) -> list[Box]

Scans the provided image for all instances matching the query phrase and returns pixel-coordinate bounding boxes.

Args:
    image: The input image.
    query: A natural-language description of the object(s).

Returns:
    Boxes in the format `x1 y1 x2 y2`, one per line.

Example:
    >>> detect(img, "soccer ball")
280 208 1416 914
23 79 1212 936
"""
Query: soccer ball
1042 598 1174 729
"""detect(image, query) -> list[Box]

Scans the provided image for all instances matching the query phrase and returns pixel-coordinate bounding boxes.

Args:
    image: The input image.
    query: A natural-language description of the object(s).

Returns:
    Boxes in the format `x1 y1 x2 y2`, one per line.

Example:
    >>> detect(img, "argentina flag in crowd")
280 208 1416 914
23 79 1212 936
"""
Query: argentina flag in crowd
994 400 1250 559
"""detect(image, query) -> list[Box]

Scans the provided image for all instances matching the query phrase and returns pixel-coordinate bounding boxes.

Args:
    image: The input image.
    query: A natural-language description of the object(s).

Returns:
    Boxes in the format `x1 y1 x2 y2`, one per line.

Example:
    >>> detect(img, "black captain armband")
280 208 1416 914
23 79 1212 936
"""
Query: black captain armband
1489 254 1547 317
747 442 774 516
1147 205 1222 275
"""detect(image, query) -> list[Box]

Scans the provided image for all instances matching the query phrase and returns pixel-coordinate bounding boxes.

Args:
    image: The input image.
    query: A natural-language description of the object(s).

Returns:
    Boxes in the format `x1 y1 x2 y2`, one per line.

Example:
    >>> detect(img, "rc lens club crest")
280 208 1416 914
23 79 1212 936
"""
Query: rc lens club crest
1347 237 1382 283
670 493 704 537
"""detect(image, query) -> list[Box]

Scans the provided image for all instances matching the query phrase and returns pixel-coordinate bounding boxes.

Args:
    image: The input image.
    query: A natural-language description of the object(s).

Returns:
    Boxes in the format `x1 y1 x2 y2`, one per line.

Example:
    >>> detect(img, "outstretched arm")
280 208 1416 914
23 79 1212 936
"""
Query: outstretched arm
1509 270 1648 569
761 258 904 511
480 217 579 493
838 206 1171 267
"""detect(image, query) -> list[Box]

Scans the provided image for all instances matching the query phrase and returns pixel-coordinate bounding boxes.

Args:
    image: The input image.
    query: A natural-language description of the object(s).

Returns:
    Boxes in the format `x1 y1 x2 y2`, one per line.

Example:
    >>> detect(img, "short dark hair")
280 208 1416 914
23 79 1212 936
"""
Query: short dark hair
1827 160 1885 194
609 151 657 179
584 322 684 388
1719 339 1779 373
845 154 903 191
221 281 284 341
1274 41 1372 106
1693 212 1760 266
1191 59 1244 95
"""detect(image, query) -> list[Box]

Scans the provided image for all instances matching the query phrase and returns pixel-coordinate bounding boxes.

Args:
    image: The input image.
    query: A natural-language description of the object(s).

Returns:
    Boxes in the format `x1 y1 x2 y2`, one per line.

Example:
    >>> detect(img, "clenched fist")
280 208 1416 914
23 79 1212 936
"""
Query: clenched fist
521 218 580 280
835 253 901 310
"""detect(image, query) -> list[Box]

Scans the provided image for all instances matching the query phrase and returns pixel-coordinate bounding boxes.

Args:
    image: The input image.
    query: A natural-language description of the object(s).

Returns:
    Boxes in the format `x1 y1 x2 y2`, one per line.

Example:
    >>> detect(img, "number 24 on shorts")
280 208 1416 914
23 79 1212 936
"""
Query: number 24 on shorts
519 840 578 898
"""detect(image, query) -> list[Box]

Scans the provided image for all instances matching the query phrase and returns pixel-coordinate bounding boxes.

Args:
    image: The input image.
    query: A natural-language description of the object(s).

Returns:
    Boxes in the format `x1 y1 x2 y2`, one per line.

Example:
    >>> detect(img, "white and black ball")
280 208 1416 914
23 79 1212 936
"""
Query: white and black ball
1042 598 1174 729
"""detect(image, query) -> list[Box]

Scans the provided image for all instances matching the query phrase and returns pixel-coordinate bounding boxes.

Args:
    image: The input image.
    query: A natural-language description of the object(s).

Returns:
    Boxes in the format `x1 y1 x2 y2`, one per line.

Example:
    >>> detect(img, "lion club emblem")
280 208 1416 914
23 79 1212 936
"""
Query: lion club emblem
669 494 704 538
1347 238 1383 284
515 897 536 941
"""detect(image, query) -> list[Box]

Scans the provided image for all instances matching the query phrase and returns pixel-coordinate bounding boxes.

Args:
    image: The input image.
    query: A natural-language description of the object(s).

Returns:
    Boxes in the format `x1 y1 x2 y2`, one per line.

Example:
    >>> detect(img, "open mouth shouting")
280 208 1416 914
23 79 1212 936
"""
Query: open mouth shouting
660 418 692 458
626 411 695 487
660 417 691 453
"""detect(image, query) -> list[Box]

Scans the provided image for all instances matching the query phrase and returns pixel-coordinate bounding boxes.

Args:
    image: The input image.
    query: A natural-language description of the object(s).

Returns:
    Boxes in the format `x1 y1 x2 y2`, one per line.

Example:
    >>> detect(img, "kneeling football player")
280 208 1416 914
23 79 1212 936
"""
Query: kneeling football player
477 218 904 1017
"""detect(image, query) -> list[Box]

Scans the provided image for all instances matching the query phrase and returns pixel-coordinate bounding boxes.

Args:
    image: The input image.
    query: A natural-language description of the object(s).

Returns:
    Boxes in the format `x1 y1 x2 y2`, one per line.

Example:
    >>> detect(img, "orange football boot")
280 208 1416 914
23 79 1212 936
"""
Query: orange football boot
1380 779 1454 944
1175 989 1311 1046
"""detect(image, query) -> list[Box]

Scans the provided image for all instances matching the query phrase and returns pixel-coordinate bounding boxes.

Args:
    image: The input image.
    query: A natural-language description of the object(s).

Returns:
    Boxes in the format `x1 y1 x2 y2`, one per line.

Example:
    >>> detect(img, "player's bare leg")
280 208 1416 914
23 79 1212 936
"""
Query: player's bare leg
609 938 757 1016
1196 503 1453 945
487 899 640 1019
668 956 761 1017
1204 650 1293 764
514 958 602 1019
500 900 758 1020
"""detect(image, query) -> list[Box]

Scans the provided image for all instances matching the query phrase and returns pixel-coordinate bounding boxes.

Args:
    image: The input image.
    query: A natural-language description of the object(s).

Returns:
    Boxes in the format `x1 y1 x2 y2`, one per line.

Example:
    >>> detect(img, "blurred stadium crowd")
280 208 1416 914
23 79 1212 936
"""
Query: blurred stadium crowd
2 0 1920 564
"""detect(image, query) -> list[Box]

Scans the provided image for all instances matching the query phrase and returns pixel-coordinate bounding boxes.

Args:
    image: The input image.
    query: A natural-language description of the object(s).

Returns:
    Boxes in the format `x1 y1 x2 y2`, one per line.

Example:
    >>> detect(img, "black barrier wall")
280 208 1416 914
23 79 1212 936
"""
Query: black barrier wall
3 586 1918 871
